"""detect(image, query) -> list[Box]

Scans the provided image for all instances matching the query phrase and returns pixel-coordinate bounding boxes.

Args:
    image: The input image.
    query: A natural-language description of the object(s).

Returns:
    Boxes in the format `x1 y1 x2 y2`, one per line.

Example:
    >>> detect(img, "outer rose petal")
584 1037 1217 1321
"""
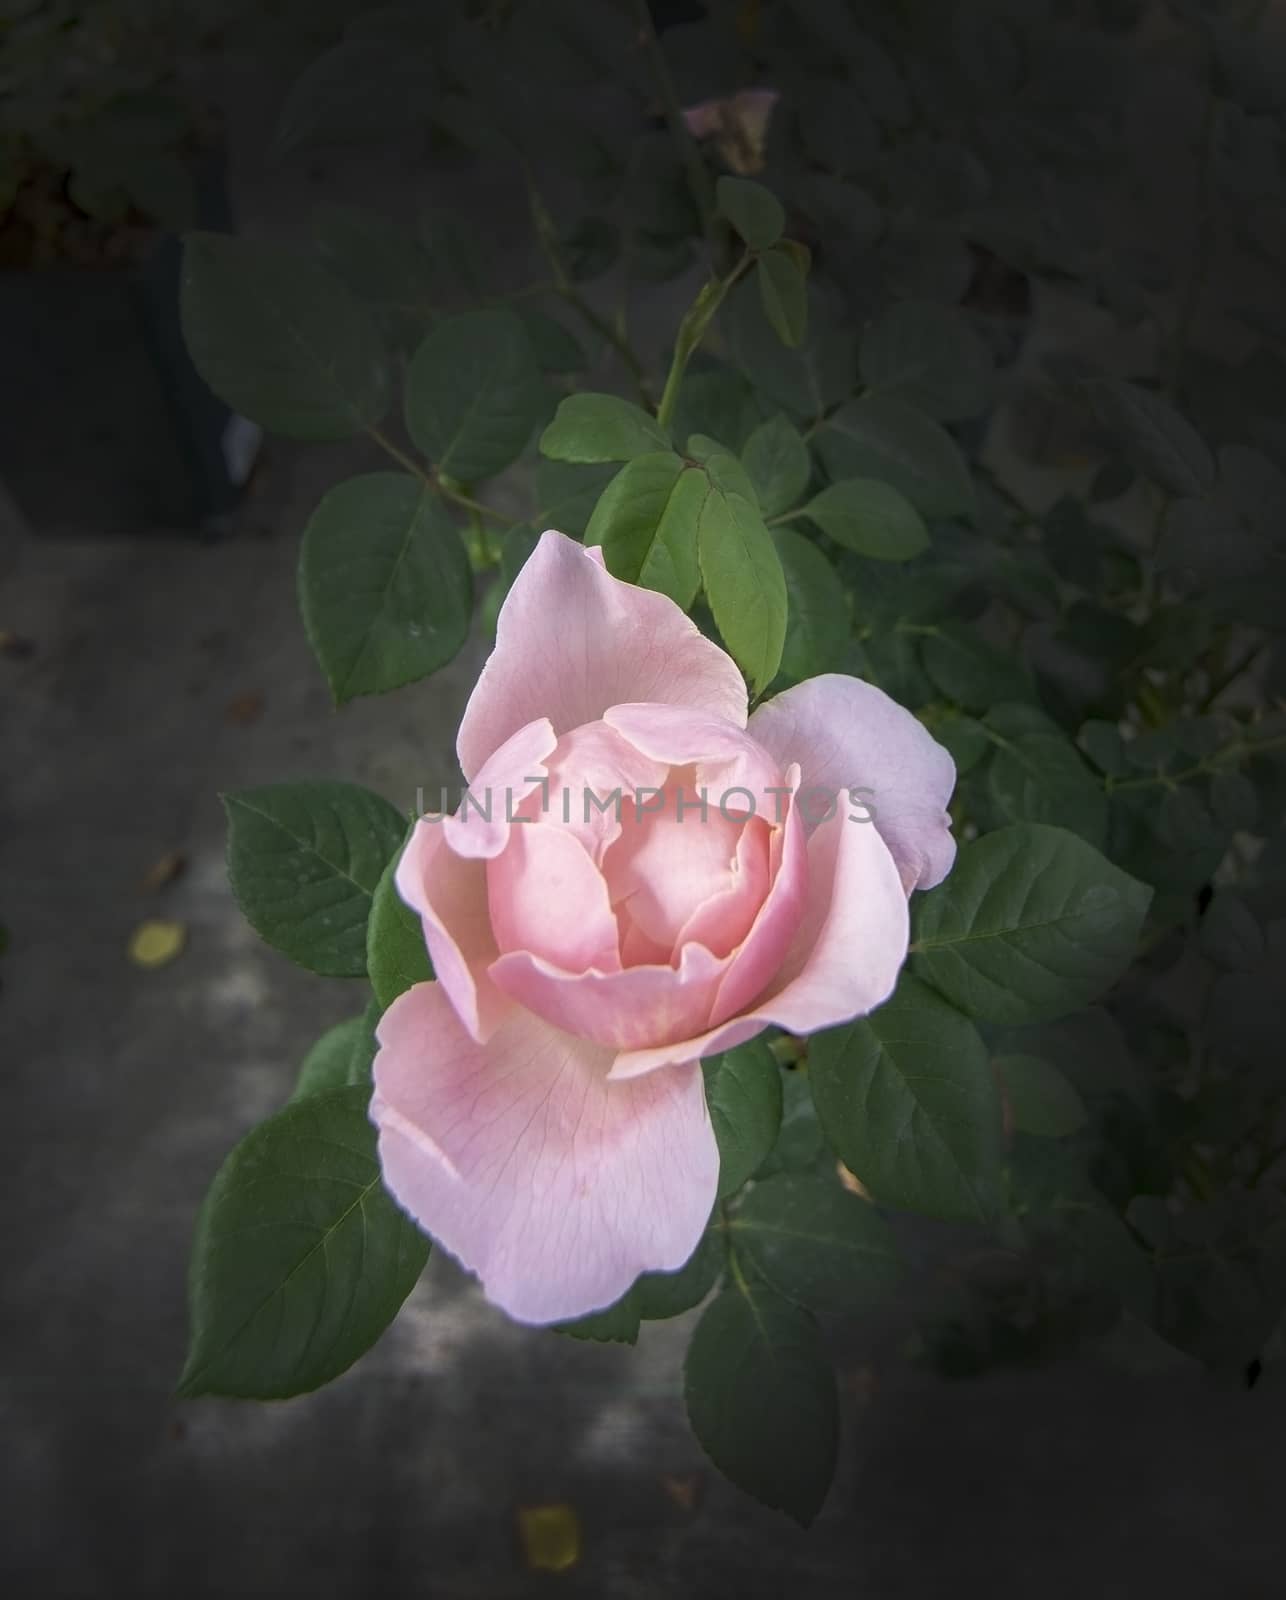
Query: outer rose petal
457 531 747 781
489 940 726 1051
371 984 718 1324
442 718 557 861
395 818 512 1043
610 802 909 1077
749 673 957 892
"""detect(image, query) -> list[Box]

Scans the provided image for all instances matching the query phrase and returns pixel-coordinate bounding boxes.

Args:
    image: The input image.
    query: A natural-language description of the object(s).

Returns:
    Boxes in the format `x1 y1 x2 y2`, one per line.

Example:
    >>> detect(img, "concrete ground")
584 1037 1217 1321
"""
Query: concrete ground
3 21 1285 1599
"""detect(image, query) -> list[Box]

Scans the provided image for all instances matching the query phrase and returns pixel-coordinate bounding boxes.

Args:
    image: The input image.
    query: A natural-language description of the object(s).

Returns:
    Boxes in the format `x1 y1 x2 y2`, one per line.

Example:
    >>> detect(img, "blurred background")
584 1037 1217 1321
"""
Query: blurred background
3 1 1285 1594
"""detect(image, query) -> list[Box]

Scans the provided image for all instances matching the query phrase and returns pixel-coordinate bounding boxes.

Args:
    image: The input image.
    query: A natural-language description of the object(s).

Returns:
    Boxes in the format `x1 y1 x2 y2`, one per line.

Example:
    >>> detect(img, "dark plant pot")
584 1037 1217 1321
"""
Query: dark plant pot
0 147 258 536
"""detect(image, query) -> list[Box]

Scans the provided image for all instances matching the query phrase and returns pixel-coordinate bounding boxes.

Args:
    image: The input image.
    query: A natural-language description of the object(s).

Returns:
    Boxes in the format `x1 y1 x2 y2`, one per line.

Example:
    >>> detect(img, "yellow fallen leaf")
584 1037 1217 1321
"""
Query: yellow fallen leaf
517 1504 580 1573
129 920 186 968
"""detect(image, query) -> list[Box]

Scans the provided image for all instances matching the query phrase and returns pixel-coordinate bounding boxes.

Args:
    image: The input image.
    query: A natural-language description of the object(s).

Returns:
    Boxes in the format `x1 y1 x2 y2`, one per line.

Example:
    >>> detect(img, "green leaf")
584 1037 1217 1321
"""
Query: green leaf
730 1173 901 1315
1209 770 1258 832
584 451 702 608
741 415 811 517
815 396 975 519
995 1054 1088 1138
275 38 435 154
757 246 809 347
1083 379 1216 498
922 623 1035 711
179 1086 429 1399
703 1038 783 1198
298 474 472 704
984 702 1109 848
698 487 788 694
670 365 761 457
684 1281 837 1525
859 299 994 420
535 459 619 536
810 977 1002 1222
539 392 671 463
691 440 760 506
722 278 856 420
1079 719 1129 777
557 1293 641 1345
290 1004 380 1103
911 823 1153 1025
223 782 406 978
804 477 930 561
311 204 438 341
405 309 546 480
367 839 433 1011
763 1066 828 1174
181 233 389 440
635 1226 725 1320
561 1220 726 1342
928 710 991 776
516 306 586 373
716 175 786 251
774 528 851 680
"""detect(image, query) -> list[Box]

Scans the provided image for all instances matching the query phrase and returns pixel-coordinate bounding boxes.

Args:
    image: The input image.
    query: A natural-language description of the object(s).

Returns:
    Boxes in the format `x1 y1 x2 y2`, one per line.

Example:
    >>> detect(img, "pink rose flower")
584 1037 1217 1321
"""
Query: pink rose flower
371 531 956 1324
680 88 779 176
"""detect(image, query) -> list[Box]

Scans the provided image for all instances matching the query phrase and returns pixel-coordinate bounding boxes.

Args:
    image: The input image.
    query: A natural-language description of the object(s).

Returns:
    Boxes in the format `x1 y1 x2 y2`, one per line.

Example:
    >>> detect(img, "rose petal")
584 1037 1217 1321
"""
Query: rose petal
372 984 718 1324
457 532 747 781
603 782 750 956
708 767 808 1024
610 801 908 1077
749 673 957 891
442 718 558 861
489 940 726 1051
396 818 512 1043
488 823 621 974
672 815 772 961
604 702 786 813
531 720 667 865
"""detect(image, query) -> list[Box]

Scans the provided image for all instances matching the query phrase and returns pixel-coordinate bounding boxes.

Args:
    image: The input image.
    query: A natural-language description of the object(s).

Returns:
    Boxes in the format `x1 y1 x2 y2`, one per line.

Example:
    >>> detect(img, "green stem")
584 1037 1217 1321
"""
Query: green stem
437 480 515 527
366 424 433 485
465 496 492 566
558 286 654 406
366 426 516 527
656 252 753 431
630 0 717 242
1105 731 1286 793
727 1241 753 1298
